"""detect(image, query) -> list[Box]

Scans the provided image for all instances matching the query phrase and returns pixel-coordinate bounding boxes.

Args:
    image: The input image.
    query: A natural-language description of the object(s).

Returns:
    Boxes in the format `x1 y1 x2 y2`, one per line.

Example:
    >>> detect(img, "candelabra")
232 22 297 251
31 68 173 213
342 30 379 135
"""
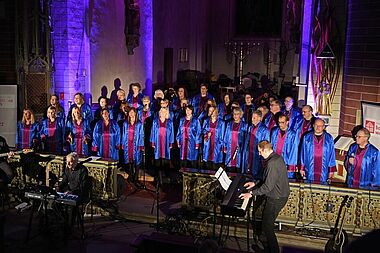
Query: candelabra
224 41 259 86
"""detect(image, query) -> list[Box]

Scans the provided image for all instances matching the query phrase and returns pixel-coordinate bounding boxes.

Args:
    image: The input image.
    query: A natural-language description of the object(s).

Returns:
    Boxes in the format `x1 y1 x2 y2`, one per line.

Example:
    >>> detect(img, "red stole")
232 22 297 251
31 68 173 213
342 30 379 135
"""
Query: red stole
230 122 240 167
22 124 31 149
275 131 287 156
268 114 276 130
208 120 217 161
48 120 57 152
248 125 259 169
300 120 311 137
182 119 191 159
199 96 207 113
132 96 138 108
142 110 148 124
353 146 368 187
159 119 167 158
75 123 83 155
313 134 324 182
243 105 250 122
103 123 110 159
127 124 135 162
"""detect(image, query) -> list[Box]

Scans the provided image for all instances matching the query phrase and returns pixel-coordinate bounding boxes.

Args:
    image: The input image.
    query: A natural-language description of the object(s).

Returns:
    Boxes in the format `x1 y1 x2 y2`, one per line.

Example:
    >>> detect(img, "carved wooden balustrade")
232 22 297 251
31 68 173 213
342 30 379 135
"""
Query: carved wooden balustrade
181 168 380 236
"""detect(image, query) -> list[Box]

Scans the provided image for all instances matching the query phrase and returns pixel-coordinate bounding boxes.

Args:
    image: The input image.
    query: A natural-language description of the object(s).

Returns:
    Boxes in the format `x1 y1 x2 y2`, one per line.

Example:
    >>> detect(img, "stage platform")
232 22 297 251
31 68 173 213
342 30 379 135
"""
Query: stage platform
3 165 374 253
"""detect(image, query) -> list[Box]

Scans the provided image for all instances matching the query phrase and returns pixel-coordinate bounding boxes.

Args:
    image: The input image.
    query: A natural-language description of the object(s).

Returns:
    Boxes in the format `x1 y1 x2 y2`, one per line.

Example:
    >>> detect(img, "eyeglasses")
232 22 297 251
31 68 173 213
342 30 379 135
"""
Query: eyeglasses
356 135 368 138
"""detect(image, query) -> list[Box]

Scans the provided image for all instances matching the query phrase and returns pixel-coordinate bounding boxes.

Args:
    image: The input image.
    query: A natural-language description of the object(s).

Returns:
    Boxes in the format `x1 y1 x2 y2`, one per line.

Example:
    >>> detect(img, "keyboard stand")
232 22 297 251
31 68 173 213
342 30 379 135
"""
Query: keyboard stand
218 201 252 253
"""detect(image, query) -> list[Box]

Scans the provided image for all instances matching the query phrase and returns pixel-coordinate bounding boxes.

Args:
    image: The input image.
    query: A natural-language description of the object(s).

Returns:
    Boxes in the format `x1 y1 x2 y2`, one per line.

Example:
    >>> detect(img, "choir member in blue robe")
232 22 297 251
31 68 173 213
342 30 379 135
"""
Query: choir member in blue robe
270 114 298 178
294 105 316 139
121 108 144 181
16 108 40 150
241 93 255 125
65 107 91 156
224 102 242 123
138 96 153 125
126 82 144 110
264 100 282 131
171 86 189 115
202 106 225 170
138 96 154 169
282 96 302 130
217 93 232 121
151 89 163 114
176 105 201 168
198 99 217 127
223 108 248 172
150 107 174 183
242 110 270 178
40 106 65 155
344 128 380 188
92 108 120 160
154 99 174 120
111 89 127 120
92 96 111 129
299 118 336 183
116 101 130 123
191 83 214 117
67 92 93 123
44 94 65 121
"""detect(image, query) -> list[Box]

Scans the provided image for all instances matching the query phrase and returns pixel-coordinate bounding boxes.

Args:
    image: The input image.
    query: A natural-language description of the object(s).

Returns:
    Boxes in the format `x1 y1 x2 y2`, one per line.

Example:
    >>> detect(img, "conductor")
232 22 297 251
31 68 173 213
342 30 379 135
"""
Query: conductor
239 140 289 253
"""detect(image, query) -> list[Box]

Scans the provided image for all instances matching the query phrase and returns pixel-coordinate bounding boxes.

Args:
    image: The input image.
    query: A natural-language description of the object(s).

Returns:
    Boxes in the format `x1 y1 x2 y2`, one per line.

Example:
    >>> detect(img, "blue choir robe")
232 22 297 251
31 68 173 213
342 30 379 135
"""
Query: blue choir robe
241 103 255 125
65 119 92 156
242 122 270 178
294 116 316 139
202 118 225 164
217 102 231 120
300 131 336 183
270 127 298 177
264 112 277 131
40 118 65 154
176 117 201 161
121 120 144 165
138 108 153 125
345 143 380 188
150 118 174 160
16 122 40 150
223 120 248 170
127 92 144 110
282 107 302 130
191 93 214 117
92 120 120 160
67 103 93 123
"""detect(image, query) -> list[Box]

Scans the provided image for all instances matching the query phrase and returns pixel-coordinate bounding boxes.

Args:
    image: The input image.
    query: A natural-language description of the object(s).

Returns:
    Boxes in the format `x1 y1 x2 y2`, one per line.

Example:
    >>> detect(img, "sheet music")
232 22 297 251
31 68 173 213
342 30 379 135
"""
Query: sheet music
88 156 101 161
215 167 232 191
335 136 354 151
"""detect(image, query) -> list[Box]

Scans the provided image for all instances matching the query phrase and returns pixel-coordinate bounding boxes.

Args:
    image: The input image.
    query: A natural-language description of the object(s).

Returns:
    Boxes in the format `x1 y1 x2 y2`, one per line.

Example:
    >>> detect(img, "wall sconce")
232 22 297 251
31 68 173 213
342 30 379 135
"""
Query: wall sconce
178 48 188 63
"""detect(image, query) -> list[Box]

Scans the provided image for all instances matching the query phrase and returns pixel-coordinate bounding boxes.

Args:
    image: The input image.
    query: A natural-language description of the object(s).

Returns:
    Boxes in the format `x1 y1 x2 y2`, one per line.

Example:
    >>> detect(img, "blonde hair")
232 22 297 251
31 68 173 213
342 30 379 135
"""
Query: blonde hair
22 108 35 125
71 106 83 123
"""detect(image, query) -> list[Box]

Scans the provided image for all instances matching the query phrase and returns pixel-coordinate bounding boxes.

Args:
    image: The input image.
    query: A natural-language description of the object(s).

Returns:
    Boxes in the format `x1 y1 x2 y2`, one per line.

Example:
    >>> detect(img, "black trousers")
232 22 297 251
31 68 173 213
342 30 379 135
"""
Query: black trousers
259 196 288 253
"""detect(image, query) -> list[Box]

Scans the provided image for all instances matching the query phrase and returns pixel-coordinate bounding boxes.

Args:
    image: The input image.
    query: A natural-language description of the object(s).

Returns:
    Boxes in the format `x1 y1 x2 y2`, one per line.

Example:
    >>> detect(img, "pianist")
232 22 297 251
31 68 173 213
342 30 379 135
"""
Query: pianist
240 140 289 253
57 152 89 203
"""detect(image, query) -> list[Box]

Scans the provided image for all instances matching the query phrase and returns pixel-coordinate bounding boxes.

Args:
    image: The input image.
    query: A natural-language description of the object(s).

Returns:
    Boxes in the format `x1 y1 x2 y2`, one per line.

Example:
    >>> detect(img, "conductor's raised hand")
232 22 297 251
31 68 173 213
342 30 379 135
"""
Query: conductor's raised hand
244 181 255 189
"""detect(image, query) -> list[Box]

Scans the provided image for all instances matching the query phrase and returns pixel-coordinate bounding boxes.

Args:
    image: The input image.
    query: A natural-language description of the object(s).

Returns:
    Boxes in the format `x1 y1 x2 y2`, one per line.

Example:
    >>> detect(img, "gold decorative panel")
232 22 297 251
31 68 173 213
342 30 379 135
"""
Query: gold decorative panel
180 169 380 235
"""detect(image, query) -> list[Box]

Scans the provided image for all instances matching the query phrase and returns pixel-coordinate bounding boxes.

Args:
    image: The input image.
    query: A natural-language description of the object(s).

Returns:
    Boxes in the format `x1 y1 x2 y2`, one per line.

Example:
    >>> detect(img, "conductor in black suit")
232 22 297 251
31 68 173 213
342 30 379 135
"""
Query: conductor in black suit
240 140 289 253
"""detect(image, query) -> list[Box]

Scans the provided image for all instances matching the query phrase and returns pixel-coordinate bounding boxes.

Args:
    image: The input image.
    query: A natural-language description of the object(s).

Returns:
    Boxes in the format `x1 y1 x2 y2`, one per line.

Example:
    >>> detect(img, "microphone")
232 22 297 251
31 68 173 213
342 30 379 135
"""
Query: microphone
232 146 239 160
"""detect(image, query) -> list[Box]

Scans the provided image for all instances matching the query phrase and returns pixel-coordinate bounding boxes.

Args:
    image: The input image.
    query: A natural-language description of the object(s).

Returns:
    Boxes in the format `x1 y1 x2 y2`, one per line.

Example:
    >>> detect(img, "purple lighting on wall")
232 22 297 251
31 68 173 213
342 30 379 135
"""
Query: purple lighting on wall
52 0 90 111
141 0 153 98
299 0 315 107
